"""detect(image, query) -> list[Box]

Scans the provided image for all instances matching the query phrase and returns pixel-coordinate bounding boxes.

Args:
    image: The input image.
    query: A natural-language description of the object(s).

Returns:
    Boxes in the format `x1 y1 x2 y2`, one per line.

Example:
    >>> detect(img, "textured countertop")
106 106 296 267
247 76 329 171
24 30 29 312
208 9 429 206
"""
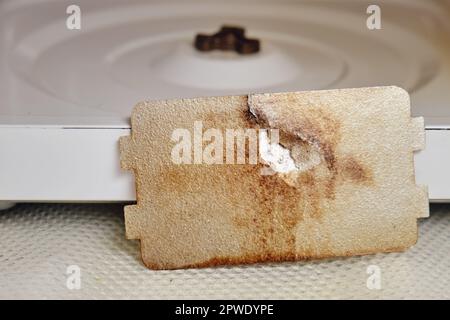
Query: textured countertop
0 203 448 299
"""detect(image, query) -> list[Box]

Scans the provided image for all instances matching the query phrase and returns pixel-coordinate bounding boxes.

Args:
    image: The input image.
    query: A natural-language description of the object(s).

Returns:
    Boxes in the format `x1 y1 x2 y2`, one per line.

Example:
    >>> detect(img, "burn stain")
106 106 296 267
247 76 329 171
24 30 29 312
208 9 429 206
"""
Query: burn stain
244 165 305 254
241 108 259 126
226 100 374 263
155 98 375 268
339 156 373 185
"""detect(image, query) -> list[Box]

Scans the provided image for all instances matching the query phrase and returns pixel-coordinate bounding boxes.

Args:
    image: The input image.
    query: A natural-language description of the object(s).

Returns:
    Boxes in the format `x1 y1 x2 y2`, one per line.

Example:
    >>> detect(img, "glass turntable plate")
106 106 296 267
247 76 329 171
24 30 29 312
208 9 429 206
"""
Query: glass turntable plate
1 0 450 127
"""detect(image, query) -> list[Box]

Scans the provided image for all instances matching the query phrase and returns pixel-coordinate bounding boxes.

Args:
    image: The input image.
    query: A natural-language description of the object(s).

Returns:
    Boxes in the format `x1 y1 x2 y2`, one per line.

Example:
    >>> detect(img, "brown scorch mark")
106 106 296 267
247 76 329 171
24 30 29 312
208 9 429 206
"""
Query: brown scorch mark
226 99 374 262
158 97 373 267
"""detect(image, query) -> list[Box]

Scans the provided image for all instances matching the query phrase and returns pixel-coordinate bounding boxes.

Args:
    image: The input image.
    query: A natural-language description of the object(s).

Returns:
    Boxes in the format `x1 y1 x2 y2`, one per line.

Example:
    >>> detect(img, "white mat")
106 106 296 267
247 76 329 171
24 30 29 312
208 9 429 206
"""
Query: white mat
0 203 448 299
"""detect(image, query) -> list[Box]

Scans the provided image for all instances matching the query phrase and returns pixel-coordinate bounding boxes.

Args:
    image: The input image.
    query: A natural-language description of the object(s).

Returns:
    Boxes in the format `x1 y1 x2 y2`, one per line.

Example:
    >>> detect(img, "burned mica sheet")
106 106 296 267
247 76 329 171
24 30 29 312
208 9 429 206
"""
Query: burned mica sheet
120 87 428 270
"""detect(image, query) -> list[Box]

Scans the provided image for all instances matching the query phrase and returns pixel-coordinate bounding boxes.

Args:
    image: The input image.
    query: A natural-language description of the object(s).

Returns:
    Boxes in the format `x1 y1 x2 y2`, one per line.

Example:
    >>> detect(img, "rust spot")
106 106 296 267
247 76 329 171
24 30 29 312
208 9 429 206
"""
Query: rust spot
339 156 373 185
156 165 196 194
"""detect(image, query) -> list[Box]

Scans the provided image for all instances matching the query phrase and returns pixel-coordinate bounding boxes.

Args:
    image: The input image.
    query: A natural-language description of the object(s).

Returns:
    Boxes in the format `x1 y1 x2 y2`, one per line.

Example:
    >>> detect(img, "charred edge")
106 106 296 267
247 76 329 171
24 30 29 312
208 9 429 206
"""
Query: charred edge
163 242 413 270
241 107 259 126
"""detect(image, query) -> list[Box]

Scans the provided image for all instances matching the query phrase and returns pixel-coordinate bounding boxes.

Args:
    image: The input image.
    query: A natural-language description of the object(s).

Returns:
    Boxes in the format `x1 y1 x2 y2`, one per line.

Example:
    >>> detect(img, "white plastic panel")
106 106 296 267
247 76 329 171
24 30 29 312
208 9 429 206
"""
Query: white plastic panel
0 126 447 202
0 127 135 202
415 129 450 201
